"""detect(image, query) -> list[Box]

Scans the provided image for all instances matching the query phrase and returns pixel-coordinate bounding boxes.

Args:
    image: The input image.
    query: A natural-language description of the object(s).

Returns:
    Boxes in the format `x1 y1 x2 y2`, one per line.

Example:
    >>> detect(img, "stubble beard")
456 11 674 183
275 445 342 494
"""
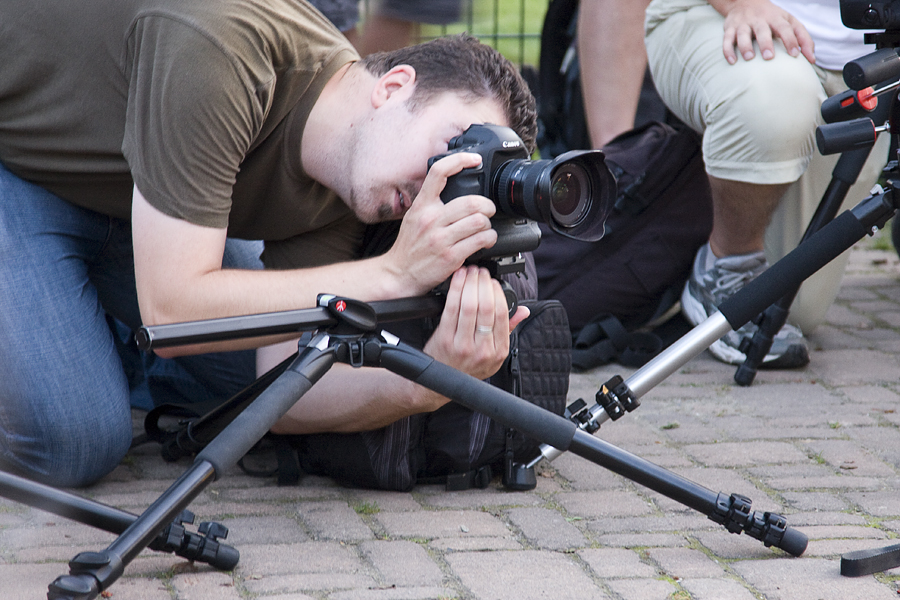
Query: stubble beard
343 123 396 224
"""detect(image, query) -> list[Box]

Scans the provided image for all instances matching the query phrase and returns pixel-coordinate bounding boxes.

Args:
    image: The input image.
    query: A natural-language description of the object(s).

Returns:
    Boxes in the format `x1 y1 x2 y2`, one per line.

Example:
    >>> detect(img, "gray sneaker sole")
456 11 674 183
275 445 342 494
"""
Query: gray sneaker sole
680 284 808 367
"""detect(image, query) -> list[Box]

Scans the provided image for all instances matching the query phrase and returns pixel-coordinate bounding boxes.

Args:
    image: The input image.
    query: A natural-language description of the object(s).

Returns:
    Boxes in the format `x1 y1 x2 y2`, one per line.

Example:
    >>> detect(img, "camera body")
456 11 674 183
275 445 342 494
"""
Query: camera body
430 124 541 265
840 0 900 29
428 123 614 267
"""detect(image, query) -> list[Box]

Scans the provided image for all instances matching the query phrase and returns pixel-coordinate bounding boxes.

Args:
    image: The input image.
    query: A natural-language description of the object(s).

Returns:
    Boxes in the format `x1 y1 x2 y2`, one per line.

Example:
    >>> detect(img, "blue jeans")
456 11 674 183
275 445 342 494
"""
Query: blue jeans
0 163 262 487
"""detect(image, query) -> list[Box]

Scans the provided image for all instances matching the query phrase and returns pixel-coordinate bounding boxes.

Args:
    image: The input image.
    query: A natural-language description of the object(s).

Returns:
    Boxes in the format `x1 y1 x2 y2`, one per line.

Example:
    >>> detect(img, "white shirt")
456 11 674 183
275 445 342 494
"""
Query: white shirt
772 0 878 70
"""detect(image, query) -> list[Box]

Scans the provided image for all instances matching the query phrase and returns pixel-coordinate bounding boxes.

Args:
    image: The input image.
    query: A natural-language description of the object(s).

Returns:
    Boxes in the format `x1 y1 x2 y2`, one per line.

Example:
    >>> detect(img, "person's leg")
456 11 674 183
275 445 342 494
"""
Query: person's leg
708 178 789 256
646 1 823 365
764 69 891 333
93 226 264 412
0 165 133 487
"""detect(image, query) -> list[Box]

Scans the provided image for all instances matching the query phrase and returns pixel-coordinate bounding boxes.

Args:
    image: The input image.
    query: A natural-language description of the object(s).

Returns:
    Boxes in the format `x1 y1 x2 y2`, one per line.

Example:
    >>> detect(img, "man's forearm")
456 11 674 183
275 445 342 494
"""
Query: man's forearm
270 362 448 434
139 256 418 357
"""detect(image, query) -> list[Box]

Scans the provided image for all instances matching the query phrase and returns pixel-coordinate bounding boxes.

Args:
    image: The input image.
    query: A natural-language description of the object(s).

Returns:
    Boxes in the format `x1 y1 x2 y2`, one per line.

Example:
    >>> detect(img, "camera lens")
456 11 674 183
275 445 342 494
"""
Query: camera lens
492 150 613 242
549 163 590 227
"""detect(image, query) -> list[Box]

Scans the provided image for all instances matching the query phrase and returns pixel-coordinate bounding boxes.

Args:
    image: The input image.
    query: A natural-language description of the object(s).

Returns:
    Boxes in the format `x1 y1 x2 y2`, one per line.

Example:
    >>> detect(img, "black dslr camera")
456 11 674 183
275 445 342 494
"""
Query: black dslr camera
840 0 900 29
834 1 900 90
428 123 614 274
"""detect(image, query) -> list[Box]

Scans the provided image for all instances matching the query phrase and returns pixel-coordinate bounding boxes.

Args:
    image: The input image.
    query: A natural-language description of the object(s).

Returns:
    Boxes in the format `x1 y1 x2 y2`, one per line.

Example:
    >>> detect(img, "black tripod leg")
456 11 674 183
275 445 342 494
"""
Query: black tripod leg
374 340 808 555
718 193 895 330
45 337 337 600
567 430 808 555
402 188 898 555
734 104 887 386
0 470 239 571
153 352 296 462
48 463 218 600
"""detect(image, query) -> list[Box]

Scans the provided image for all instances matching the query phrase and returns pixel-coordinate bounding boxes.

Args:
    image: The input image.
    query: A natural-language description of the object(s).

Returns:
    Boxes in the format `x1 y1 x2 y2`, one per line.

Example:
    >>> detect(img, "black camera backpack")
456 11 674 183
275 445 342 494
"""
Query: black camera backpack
532 0 713 369
284 297 571 492
534 121 713 369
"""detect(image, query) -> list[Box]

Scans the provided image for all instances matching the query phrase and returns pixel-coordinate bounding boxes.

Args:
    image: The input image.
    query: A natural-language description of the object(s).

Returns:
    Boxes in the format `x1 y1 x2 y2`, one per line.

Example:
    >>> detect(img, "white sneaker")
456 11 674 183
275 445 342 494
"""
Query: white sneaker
681 244 809 368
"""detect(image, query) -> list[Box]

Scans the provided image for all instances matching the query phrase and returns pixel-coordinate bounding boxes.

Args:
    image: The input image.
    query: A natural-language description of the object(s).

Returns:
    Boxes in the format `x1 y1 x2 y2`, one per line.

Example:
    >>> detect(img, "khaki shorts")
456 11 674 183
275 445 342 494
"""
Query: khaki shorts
645 0 888 332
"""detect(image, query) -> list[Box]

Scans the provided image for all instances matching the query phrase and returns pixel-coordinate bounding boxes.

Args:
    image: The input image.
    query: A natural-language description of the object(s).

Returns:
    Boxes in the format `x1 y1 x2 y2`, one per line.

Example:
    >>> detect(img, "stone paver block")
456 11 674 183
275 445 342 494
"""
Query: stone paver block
296 500 374 541
604 578 677 600
680 577 758 600
172 571 242 600
506 507 588 550
329 586 458 600
555 490 656 519
732 557 898 599
218 515 308 545
446 550 610 600
595 533 688 548
781 491 852 512
419 487 544 509
646 547 727 578
681 441 810 467
803 439 897 477
243 572 376 595
236 541 366 576
428 536 523 551
846 490 900 516
578 548 658 578
375 510 510 540
360 540 443 586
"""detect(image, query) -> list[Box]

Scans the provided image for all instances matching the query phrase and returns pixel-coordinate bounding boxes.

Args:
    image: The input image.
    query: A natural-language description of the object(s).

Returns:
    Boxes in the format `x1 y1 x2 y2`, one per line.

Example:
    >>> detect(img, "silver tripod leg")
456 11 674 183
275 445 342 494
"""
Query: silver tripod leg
528 312 732 466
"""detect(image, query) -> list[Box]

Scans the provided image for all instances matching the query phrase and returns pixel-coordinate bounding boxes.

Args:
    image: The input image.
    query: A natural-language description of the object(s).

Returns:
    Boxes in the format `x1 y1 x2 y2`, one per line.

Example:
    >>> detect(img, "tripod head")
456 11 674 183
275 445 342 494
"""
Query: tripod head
815 10 900 162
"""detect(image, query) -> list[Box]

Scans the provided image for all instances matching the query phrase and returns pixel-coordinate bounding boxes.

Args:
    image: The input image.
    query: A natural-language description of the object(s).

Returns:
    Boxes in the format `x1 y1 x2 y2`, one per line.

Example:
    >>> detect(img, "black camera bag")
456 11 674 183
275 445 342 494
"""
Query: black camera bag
284 298 571 492
531 0 711 370
534 121 713 369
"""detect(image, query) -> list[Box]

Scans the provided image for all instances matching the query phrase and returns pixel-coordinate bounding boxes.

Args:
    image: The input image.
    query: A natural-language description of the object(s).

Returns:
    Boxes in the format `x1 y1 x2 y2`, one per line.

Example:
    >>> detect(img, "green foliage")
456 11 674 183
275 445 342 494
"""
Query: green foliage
421 0 549 67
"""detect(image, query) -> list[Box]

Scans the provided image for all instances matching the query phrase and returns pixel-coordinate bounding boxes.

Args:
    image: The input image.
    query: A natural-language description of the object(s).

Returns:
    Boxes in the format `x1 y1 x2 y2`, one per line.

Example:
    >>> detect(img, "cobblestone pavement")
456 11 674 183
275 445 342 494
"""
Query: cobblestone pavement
3 234 900 600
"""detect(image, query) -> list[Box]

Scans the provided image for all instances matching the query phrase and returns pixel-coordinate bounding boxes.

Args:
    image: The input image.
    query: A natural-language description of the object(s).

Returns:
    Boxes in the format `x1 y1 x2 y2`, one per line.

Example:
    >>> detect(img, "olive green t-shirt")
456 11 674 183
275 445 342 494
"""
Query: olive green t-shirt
0 0 363 268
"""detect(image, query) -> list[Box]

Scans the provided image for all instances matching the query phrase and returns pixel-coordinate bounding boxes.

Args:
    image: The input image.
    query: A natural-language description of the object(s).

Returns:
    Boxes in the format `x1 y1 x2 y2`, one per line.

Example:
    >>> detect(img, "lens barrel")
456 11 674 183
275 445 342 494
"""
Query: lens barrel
433 124 615 242
493 150 613 242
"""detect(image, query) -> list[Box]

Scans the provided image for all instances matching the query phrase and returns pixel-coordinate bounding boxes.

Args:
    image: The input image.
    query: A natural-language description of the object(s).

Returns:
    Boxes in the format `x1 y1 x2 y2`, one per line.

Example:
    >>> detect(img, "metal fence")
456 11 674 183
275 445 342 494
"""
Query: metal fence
358 0 548 67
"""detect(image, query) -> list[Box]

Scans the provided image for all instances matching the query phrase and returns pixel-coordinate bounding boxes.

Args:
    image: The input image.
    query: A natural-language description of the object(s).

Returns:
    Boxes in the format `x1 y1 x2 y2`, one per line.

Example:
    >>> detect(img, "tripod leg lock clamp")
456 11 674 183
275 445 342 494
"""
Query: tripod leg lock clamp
746 511 788 548
710 492 753 534
709 492 796 551
595 376 639 422
564 398 600 433
47 551 125 599
147 510 240 571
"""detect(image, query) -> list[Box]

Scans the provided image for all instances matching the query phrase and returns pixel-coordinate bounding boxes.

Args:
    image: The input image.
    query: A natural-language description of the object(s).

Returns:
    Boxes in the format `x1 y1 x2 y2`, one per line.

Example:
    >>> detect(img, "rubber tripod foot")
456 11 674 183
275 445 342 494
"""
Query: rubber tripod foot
779 526 809 557
841 543 900 576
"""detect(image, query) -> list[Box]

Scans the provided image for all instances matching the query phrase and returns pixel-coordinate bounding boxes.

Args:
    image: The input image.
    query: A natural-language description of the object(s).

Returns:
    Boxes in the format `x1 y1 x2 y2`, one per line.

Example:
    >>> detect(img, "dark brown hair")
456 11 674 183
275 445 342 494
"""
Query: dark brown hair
359 34 538 154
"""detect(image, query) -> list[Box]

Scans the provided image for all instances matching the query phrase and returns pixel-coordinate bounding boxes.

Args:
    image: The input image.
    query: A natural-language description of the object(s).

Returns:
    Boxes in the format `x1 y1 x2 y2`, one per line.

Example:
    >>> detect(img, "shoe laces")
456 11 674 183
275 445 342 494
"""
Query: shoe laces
708 268 758 296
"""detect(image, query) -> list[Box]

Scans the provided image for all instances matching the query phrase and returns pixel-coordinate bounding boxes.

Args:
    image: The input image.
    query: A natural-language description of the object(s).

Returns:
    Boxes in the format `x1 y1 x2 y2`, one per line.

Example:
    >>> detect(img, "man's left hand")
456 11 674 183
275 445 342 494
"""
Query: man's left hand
424 265 529 380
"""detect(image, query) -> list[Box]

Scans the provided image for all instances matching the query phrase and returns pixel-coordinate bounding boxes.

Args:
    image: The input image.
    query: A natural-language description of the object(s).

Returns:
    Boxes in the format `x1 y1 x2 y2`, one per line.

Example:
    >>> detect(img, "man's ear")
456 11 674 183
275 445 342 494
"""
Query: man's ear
371 65 416 108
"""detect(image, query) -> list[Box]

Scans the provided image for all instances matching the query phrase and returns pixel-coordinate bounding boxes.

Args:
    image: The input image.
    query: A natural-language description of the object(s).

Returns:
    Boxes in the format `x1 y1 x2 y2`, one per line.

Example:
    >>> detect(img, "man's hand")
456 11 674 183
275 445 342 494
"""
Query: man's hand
381 152 499 296
712 0 815 65
423 265 530 381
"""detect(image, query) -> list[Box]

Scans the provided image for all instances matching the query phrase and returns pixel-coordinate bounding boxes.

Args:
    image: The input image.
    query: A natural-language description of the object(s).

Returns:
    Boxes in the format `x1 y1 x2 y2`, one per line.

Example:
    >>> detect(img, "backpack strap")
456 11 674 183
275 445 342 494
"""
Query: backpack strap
571 314 662 370
444 466 493 491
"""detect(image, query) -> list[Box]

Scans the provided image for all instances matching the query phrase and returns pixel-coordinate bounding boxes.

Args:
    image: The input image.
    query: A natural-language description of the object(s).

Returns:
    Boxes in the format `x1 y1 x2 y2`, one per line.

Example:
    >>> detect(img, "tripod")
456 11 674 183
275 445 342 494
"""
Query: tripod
732 35 900 386
2 279 822 599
